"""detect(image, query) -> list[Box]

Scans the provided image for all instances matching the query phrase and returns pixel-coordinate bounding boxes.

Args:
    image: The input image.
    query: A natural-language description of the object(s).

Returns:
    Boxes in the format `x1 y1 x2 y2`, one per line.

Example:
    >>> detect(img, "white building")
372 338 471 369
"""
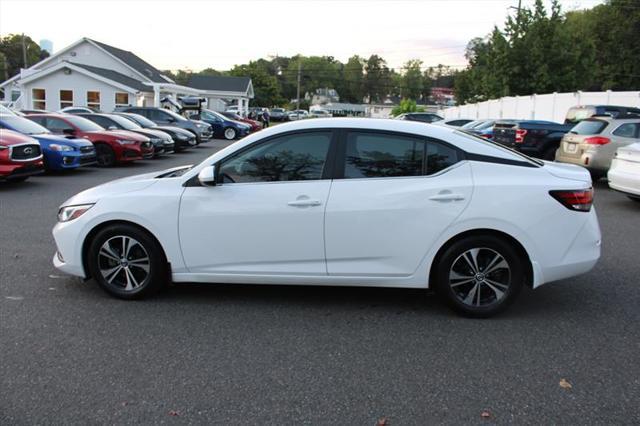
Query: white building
0 37 253 115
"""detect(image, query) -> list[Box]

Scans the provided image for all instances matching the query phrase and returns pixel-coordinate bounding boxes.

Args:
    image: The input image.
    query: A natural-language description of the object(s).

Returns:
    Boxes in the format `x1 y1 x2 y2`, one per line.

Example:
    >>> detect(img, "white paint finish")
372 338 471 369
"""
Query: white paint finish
179 181 331 274
51 118 601 294
21 68 136 112
324 163 473 276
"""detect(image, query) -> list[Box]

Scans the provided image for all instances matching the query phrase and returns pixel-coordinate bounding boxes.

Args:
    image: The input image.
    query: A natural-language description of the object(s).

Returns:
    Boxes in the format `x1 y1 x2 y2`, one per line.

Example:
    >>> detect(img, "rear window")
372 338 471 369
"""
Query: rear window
570 120 607 135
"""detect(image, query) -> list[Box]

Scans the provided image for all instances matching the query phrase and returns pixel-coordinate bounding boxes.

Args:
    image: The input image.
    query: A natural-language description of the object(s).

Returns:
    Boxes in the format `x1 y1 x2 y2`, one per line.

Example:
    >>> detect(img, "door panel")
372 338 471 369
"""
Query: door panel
179 181 331 274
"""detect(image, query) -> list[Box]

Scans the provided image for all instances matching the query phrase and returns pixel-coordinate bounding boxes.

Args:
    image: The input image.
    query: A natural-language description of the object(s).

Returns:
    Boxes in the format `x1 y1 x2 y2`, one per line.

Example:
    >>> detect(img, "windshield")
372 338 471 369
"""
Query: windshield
123 113 157 128
106 115 141 130
163 109 186 121
202 109 226 121
455 130 544 166
2 115 50 134
64 115 105 131
461 120 485 129
156 165 193 178
570 119 607 135
272 108 284 113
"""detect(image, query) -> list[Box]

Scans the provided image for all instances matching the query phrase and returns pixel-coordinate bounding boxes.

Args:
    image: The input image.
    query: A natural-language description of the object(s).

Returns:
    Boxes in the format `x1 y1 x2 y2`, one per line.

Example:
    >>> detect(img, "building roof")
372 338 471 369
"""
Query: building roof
88 38 170 83
186 75 251 93
69 63 150 92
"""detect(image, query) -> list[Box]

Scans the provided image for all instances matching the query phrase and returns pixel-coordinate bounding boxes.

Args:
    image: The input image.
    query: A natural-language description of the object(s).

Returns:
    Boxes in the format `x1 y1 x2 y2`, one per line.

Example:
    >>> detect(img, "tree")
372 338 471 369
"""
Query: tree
0 34 50 80
343 55 364 103
401 59 423 100
390 99 425 117
229 61 284 107
364 55 391 103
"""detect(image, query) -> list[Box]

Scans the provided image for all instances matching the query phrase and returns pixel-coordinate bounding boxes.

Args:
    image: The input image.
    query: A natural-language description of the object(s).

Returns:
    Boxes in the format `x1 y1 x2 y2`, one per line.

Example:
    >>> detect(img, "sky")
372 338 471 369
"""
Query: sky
0 0 605 72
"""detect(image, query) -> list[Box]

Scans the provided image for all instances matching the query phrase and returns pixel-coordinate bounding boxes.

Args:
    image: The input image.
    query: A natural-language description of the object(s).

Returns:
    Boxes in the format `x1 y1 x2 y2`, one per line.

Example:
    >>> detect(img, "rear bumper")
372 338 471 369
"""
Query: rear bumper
556 150 610 172
608 162 640 197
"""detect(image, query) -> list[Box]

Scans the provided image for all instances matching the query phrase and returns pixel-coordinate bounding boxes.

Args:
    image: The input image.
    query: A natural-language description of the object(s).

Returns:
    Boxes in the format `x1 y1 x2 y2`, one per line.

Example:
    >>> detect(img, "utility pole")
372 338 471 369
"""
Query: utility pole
296 60 301 119
509 0 523 33
21 33 28 68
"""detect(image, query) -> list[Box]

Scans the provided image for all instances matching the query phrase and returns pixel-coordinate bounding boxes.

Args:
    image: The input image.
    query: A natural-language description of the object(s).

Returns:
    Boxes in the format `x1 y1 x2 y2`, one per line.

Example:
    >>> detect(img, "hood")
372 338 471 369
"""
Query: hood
60 165 190 206
132 128 171 141
543 161 592 184
155 126 193 137
34 133 93 147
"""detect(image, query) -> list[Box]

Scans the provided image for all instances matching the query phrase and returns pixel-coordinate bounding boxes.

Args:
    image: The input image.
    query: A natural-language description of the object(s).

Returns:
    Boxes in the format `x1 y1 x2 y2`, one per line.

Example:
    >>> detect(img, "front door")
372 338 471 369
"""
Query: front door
324 130 473 277
179 130 335 275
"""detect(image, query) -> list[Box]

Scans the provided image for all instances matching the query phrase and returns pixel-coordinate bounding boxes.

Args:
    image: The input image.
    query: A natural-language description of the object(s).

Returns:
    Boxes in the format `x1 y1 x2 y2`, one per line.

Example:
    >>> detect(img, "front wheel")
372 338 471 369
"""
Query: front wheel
434 236 524 318
95 143 116 167
87 224 168 299
224 127 237 140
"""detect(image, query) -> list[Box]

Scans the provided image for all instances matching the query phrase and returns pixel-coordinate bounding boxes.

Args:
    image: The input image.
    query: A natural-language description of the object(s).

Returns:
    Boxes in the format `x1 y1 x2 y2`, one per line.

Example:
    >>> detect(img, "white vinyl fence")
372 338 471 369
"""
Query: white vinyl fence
442 91 640 123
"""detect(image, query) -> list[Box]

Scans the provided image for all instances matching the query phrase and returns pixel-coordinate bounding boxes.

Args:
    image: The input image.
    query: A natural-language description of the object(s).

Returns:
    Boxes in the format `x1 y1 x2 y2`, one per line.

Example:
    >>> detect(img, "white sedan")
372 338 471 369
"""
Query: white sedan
52 118 601 317
608 142 640 202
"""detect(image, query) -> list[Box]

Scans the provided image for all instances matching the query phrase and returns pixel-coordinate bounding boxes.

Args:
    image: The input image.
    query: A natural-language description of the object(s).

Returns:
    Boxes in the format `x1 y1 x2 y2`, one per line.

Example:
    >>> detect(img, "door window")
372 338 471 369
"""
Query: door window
344 131 425 178
44 117 74 133
612 123 639 138
426 141 460 175
219 131 332 183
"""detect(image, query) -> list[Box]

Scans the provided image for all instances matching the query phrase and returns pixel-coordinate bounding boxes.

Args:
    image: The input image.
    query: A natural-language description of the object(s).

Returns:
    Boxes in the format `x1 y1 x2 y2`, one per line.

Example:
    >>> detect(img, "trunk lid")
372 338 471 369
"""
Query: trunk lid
543 161 592 184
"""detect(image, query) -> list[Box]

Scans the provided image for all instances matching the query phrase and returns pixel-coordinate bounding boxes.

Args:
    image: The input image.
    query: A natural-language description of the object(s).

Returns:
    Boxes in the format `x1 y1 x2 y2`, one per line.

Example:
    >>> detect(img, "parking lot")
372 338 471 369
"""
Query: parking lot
1 138 639 424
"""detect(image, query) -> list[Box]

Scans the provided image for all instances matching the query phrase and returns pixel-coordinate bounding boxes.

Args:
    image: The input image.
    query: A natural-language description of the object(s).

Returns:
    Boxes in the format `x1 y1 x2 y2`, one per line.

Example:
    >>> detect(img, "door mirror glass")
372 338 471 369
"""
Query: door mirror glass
108 125 117 130
198 165 216 186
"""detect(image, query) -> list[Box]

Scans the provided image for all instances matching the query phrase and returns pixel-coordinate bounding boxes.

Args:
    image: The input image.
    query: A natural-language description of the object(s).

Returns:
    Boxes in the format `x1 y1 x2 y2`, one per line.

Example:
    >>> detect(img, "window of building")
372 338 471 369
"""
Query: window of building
115 92 129 107
60 90 73 109
87 91 100 110
32 88 46 110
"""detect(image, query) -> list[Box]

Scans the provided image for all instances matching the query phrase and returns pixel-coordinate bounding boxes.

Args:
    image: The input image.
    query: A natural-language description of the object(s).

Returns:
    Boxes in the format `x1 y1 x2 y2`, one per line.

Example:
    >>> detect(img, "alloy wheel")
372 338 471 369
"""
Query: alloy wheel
224 128 236 140
98 235 150 291
449 247 511 307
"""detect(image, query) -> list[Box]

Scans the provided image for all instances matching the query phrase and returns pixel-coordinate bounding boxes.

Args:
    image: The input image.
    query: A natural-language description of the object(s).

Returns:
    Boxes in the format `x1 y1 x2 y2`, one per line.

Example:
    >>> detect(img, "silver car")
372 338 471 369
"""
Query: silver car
555 117 640 178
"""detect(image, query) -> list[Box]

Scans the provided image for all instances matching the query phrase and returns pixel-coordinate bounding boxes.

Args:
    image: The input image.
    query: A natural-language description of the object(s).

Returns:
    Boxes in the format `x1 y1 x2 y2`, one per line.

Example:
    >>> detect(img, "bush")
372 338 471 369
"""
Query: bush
391 99 425 117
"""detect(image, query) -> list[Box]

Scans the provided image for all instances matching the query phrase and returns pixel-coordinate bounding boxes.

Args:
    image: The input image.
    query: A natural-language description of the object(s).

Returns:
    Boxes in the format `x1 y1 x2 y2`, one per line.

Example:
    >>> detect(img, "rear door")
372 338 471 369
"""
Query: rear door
324 130 473 277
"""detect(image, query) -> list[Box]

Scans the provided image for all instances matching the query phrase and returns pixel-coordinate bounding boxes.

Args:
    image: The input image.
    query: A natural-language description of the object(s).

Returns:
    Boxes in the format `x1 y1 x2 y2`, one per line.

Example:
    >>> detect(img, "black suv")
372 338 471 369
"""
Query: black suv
119 107 212 143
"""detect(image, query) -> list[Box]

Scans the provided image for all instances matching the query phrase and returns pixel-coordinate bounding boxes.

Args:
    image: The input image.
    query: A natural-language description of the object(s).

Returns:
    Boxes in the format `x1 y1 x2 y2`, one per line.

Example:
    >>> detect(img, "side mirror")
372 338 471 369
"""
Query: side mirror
108 125 117 130
62 128 76 136
197 165 217 186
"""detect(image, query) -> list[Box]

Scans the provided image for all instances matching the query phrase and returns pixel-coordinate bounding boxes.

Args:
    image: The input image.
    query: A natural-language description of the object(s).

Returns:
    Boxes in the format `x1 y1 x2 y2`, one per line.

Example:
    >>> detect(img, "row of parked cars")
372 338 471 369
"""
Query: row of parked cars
0 104 261 183
396 106 640 202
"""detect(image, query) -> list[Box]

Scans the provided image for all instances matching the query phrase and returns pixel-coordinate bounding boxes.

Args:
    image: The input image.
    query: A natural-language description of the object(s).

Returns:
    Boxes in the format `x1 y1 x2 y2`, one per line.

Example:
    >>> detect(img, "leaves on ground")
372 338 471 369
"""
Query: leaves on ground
559 378 572 389
481 410 491 419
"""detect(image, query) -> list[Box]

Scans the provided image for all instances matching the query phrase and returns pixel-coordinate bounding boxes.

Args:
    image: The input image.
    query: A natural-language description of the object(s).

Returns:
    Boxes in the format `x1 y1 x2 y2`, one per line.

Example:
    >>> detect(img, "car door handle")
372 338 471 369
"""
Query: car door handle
287 199 322 207
429 193 465 202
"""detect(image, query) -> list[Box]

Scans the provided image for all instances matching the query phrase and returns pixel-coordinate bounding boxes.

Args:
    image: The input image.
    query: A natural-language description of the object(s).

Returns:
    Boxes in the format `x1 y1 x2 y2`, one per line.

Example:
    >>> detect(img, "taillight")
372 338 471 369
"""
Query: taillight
481 133 493 139
584 136 610 145
515 129 527 143
549 188 593 212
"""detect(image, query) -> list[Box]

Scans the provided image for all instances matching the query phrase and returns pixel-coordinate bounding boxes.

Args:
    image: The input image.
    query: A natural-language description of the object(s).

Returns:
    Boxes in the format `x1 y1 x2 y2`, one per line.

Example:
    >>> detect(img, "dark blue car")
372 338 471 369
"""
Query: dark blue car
191 109 250 140
0 114 97 170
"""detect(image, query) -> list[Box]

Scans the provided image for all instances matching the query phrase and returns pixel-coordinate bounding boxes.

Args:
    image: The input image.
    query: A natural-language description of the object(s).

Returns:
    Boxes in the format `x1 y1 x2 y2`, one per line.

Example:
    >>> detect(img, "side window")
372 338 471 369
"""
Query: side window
219 131 332 183
45 118 73 133
426 141 460 175
90 116 114 129
27 116 45 127
612 123 638 138
344 131 425 178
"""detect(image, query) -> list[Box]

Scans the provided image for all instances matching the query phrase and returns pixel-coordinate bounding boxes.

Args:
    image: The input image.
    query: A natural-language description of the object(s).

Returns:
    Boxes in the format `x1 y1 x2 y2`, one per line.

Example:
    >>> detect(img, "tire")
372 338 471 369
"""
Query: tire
224 127 237 140
95 143 116 167
434 235 525 318
542 146 557 161
628 196 640 203
87 224 168 299
590 170 604 181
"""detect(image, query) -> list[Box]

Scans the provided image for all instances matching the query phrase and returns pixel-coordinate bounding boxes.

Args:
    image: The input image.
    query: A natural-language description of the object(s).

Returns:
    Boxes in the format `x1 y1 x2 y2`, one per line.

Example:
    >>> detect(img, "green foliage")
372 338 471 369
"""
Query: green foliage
455 0 640 104
390 99 425 117
0 34 50 81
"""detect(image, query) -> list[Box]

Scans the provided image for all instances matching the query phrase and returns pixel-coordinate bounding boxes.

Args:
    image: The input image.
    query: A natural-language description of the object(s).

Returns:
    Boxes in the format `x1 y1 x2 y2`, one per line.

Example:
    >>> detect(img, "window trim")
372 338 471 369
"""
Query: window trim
87 91 101 110
59 89 74 109
213 129 339 185
32 88 46 110
333 128 466 180
115 92 129 108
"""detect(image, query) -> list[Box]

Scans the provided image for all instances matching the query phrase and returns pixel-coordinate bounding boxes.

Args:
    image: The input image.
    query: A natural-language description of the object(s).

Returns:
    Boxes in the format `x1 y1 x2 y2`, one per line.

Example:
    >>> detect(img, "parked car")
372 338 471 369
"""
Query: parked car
59 106 97 114
555 117 640 179
113 112 197 151
77 113 174 157
270 108 288 121
309 109 332 118
565 105 640 124
51 118 600 318
119 107 212 143
0 104 17 115
225 106 240 114
0 114 97 170
395 112 444 123
189 109 250 140
492 120 573 160
20 109 49 115
460 119 500 139
0 130 44 182
26 114 153 167
288 110 309 121
220 111 262 132
608 142 640 202
432 118 474 127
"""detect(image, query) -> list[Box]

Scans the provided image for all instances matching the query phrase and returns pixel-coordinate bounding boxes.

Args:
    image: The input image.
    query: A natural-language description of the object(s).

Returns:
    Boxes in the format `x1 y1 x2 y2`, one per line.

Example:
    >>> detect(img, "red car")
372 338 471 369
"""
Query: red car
26 114 153 167
220 111 262 132
0 129 44 182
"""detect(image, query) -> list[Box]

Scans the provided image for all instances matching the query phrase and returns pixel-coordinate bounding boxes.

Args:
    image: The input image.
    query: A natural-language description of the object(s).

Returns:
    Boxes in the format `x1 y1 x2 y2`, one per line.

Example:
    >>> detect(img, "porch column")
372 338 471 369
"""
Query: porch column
237 98 243 116
153 85 160 107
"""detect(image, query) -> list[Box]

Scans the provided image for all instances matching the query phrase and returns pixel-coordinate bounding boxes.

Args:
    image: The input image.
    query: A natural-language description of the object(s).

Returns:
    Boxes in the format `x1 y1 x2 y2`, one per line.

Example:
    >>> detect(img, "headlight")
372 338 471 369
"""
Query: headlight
196 123 205 129
57 204 94 222
116 139 137 145
151 138 162 144
50 144 74 152
176 134 188 141
0 145 7 150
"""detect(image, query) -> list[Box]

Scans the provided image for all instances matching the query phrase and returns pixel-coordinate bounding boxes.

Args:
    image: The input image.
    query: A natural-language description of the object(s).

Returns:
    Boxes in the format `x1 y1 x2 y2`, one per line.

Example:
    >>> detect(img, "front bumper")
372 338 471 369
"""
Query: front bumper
45 149 97 170
0 161 44 181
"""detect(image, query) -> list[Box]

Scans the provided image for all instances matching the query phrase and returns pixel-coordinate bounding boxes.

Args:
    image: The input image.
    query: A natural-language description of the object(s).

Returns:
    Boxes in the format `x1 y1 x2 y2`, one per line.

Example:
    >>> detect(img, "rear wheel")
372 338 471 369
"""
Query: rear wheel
87 224 168 299
224 127 237 140
95 143 116 167
628 196 640 203
434 235 524 318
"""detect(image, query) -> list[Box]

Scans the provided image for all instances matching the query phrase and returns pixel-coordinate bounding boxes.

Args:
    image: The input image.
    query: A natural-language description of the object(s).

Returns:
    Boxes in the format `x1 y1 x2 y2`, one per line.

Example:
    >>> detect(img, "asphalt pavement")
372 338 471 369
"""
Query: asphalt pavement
1 140 639 425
